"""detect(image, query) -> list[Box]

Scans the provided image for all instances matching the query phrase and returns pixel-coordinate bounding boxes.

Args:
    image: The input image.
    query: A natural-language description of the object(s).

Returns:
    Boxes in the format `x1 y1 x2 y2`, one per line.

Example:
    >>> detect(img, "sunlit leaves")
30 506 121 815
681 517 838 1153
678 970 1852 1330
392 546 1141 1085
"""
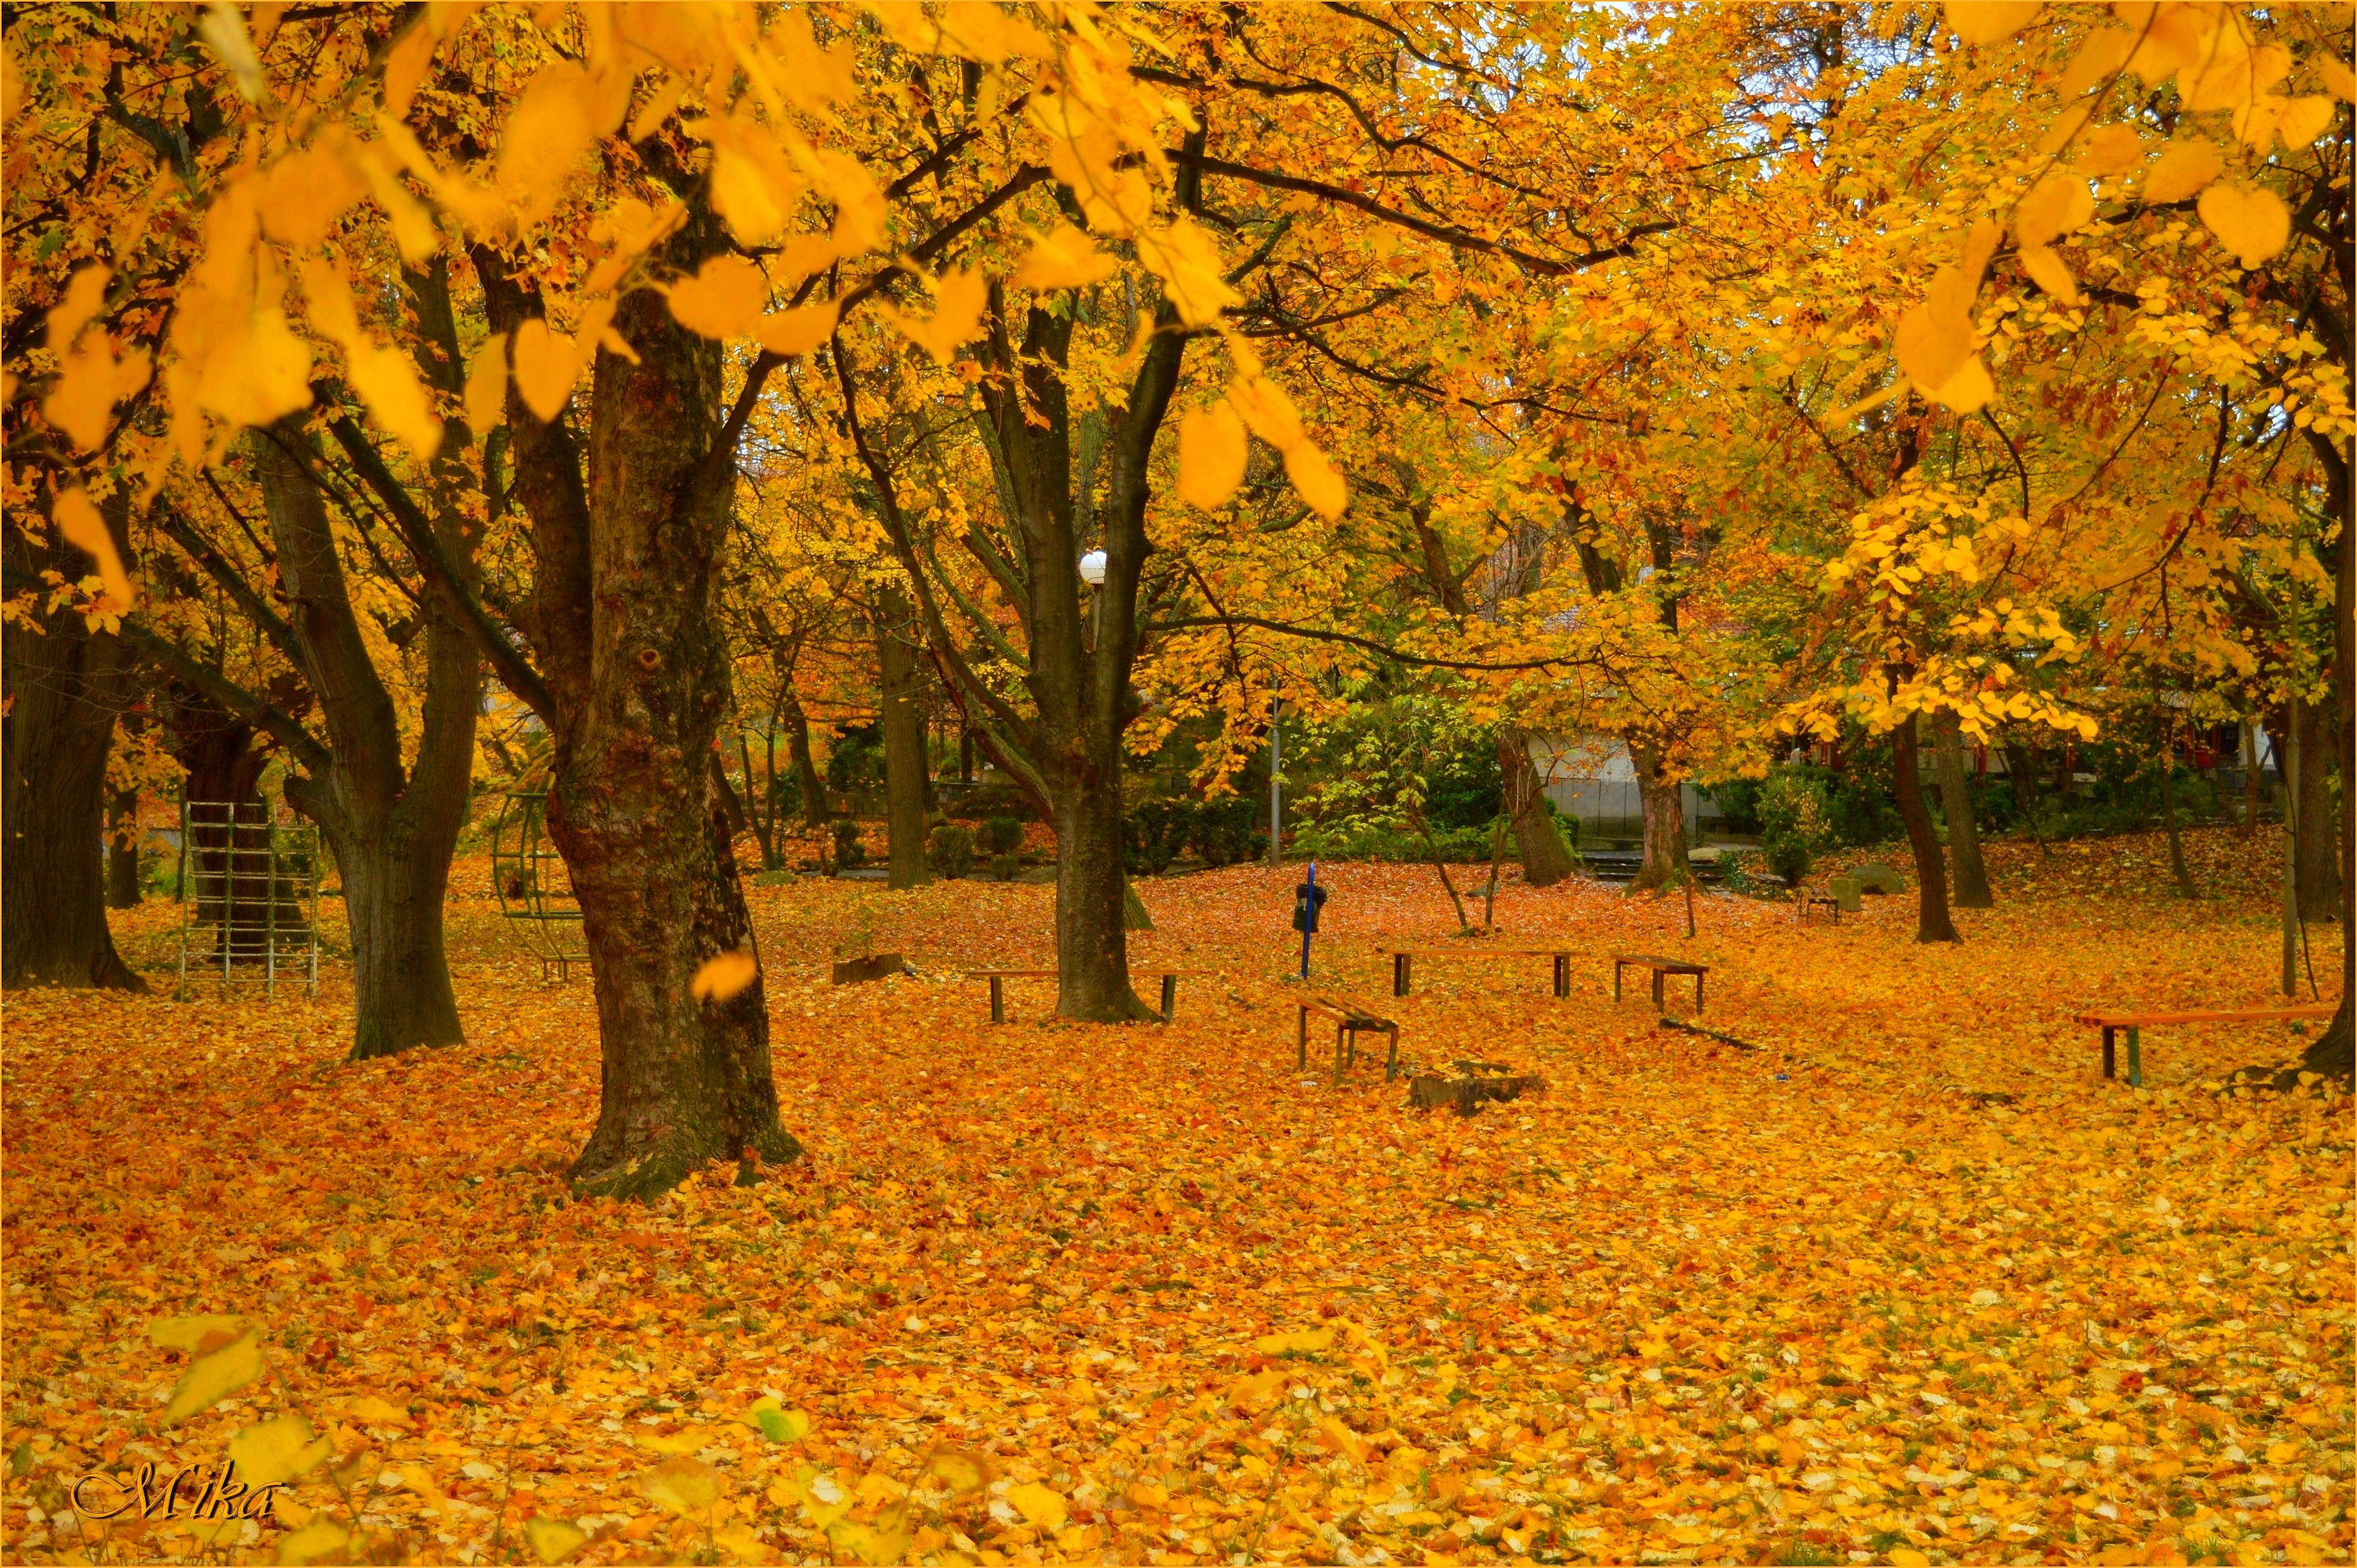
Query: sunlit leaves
638 1455 719 1517
1006 1479 1068 1531
523 1518 588 1564
666 256 770 340
876 268 986 365
2197 182 2292 268
2143 140 2224 205
55 487 135 608
227 1415 332 1487
161 1329 264 1425
1013 224 1119 293
1944 2 2042 47
510 319 583 424
1176 402 1248 511
690 949 760 1003
2011 172 2093 250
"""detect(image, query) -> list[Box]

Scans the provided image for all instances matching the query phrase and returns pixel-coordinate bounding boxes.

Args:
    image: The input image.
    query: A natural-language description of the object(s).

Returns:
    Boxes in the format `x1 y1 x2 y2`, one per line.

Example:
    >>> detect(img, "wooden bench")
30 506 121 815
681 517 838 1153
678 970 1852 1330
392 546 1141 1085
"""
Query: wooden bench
1380 947 1571 999
1298 996 1401 1080
968 970 1192 1024
1794 886 1841 925
1613 953 1708 1013
2073 1003 2339 1088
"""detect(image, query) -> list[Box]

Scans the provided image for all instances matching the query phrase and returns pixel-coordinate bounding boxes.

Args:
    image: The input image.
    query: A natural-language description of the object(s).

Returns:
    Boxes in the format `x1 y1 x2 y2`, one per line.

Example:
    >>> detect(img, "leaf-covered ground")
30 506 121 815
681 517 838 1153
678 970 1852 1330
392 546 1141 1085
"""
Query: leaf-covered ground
4 827 2349 1567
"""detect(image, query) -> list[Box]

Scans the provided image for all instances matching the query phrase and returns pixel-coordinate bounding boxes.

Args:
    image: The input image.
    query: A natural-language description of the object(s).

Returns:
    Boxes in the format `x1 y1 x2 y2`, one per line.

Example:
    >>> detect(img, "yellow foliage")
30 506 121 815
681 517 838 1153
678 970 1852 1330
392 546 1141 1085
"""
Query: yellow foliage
1176 402 1248 511
2196 182 2291 268
55 486 136 608
691 950 760 1002
667 255 771 340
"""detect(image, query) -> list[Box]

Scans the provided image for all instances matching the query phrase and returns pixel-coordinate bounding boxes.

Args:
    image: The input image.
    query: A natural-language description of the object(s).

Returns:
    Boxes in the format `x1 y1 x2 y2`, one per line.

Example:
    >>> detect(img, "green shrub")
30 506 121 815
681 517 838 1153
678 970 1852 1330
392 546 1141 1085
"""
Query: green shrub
928 822 975 879
1191 796 1265 867
979 815 1025 856
1761 831 1812 886
986 852 1022 881
1124 799 1191 875
1291 824 1494 863
832 819 867 868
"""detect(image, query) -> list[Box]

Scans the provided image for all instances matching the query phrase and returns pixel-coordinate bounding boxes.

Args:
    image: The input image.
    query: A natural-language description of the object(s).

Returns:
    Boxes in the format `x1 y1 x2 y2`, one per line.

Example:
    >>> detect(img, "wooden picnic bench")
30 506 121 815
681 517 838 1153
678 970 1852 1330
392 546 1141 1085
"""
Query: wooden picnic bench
1380 946 1572 999
2073 1003 2339 1088
1613 953 1708 1013
1298 995 1401 1080
967 970 1193 1024
1794 885 1841 925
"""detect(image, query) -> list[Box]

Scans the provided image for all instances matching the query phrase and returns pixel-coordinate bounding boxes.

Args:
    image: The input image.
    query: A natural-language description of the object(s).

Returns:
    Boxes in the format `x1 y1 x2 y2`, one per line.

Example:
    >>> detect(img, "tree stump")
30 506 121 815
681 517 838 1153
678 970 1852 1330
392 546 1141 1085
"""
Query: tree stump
1406 1065 1546 1116
832 952 909 984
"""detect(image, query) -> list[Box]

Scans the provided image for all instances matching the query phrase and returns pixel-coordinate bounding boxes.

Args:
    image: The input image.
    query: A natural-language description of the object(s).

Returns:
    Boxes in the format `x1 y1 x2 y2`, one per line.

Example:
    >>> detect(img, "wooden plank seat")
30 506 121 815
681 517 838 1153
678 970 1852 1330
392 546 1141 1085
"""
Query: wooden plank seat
967 969 1194 1024
1613 953 1708 1013
1298 995 1401 1080
1379 947 1571 999
1794 886 1841 925
2072 1003 2338 1088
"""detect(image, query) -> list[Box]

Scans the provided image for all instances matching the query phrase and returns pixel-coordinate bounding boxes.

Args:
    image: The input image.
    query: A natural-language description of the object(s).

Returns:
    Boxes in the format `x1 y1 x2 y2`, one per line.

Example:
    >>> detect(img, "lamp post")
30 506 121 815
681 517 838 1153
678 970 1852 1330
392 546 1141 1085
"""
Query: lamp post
1079 550 1106 644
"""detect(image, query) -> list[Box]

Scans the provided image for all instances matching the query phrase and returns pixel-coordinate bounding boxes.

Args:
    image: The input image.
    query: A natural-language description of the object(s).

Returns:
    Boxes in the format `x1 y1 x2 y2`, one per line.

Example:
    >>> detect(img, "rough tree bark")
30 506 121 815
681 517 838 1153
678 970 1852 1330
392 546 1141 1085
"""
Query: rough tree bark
107 785 144 908
1895 712 1962 943
876 583 931 890
1498 729 1576 886
1627 742 1691 893
2 489 147 991
2281 430 2352 1085
253 420 476 1062
1933 711 1993 908
2288 702 2342 922
2159 749 2199 900
475 197 797 1196
782 690 829 827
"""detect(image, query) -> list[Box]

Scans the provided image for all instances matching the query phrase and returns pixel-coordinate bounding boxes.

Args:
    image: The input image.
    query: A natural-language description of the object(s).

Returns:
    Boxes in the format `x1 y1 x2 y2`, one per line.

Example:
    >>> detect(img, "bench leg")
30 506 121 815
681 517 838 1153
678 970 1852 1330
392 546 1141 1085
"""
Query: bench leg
1336 1023 1350 1074
1652 970 1664 1011
1695 972 1704 1015
2127 1026 2142 1090
1385 1026 1398 1081
1394 952 1410 997
1298 1005 1308 1071
1554 955 1568 999
1614 961 1623 1002
2101 1025 2114 1079
990 977 1004 1024
1160 973 1177 1023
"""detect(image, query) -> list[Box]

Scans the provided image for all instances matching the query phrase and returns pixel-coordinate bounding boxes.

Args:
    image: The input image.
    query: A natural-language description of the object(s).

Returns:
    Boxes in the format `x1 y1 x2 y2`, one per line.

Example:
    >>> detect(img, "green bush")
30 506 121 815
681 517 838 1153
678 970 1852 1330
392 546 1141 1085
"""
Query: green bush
1761 832 1812 886
1291 824 1495 863
986 852 1022 881
979 815 1025 856
832 818 867 868
928 822 975 879
1124 799 1192 875
1191 796 1265 867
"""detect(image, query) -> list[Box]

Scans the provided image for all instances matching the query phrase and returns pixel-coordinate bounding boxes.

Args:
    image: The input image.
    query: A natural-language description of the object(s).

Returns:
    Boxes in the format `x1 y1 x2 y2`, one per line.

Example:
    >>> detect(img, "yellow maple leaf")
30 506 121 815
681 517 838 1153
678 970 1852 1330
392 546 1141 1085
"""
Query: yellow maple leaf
1176 402 1248 511
666 255 770 340
2015 244 2080 306
639 1455 719 1517
2013 170 2093 249
757 303 839 358
162 1330 264 1425
2143 140 2223 205
1254 1326 1335 1355
879 268 986 365
1014 224 1118 293
1284 441 1348 521
274 1516 350 1566
1007 1480 1067 1531
2075 123 2147 175
2197 182 2291 268
510 318 581 424
227 1414 333 1487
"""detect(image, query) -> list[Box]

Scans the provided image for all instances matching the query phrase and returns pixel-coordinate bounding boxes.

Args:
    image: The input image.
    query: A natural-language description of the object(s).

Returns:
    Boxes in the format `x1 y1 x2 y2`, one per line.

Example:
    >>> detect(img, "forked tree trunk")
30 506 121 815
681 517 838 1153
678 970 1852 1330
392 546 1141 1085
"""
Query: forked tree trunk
480 208 798 1198
1895 712 1962 943
257 422 475 1061
783 690 829 826
1498 728 1575 886
1627 740 1689 893
107 786 144 908
2003 738 2052 859
878 585 931 890
2 492 146 992
1933 712 1993 908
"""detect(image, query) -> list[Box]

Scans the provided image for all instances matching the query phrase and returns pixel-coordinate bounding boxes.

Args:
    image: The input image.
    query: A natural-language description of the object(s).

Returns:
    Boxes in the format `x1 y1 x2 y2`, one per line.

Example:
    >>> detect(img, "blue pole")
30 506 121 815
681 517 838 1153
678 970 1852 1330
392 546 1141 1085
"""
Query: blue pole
1299 860 1317 980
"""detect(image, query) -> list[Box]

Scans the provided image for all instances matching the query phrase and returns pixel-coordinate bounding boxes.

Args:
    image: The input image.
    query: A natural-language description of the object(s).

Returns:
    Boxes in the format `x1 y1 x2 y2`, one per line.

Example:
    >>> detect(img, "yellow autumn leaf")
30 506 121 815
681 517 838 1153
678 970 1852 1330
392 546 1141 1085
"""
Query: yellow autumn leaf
785 1465 853 1530
827 1515 911 1566
2181 42 2289 115
275 1516 350 1566
1944 2 2040 46
523 1518 588 1565
2197 182 2290 268
2123 5 2204 85
811 147 888 256
1135 215 1243 327
56 487 137 609
511 318 581 424
1254 1326 1336 1355
1889 1550 1931 1568
880 267 986 364
1176 402 1248 511
228 1415 333 1487
381 24 435 119
1893 300 1970 395
2143 140 2224 205
714 1523 774 1564
1284 441 1348 521
2319 54 2357 104
148 1315 248 1353
2016 244 2081 306
256 145 365 247
639 1455 719 1517
921 1446 991 1493
499 63 595 220
464 332 508 435
343 1393 413 1427
666 255 770 340
45 340 151 453
1007 1480 1068 1531
2258 95 2335 150
195 307 314 430
2057 28 2133 98
1921 353 1995 415
1015 223 1118 292
691 950 759 1003
1318 1415 1365 1464
1228 374 1304 450
636 1428 712 1456
708 118 803 247
346 340 444 463
2013 170 2094 249
162 1329 264 1425
2075 123 2148 175
756 303 839 358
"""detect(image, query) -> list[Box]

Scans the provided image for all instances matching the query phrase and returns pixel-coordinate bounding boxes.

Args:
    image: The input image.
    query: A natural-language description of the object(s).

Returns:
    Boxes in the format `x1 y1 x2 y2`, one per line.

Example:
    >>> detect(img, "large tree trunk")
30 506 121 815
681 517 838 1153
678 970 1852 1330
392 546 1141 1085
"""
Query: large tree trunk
1052 762 1150 1018
1895 712 1962 943
1627 740 1689 893
256 422 475 1061
2 493 146 991
2283 434 2352 1085
1498 728 1575 886
2160 753 2198 900
483 210 797 1198
107 785 144 908
782 689 829 826
1933 712 1993 908
2288 700 2342 922
877 584 931 890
